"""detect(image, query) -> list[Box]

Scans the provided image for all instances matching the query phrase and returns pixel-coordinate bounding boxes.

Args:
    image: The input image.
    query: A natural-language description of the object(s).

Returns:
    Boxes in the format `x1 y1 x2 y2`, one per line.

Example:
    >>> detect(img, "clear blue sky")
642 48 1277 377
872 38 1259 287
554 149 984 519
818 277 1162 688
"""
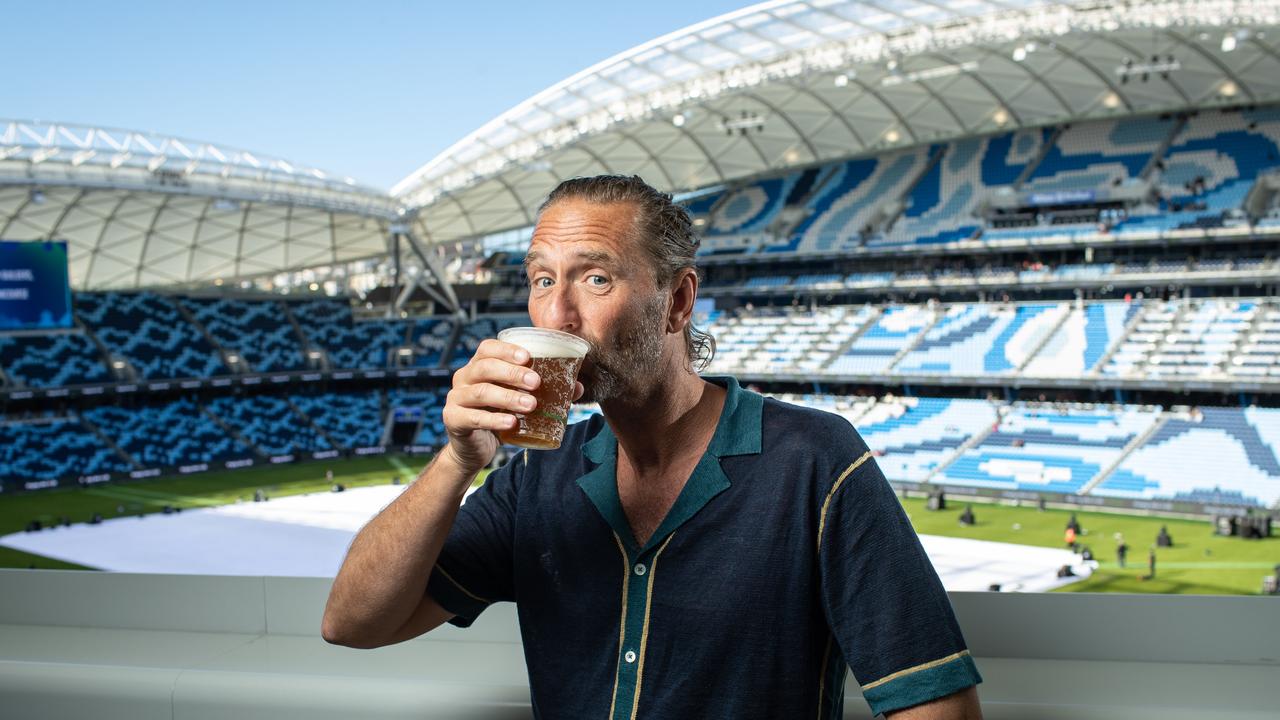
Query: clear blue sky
4 1 750 191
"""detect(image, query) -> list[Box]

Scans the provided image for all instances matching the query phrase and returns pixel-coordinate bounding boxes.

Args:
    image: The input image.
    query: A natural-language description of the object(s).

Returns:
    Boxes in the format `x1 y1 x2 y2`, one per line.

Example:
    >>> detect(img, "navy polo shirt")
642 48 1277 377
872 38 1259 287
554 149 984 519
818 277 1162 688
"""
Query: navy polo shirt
427 377 981 718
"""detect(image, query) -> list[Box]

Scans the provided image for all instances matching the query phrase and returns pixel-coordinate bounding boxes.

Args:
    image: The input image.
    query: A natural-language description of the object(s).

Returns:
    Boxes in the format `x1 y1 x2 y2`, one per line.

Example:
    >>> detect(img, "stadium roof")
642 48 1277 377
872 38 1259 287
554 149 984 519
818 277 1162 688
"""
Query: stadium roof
0 121 397 290
395 0 1280 244
6 0 1280 291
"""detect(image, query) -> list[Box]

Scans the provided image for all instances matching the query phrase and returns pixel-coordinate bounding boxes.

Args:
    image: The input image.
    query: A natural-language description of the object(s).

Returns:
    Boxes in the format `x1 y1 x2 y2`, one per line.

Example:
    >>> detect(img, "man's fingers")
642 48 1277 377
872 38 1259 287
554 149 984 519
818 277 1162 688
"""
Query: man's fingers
443 405 518 433
476 338 530 365
572 381 585 402
448 382 537 414
472 357 540 390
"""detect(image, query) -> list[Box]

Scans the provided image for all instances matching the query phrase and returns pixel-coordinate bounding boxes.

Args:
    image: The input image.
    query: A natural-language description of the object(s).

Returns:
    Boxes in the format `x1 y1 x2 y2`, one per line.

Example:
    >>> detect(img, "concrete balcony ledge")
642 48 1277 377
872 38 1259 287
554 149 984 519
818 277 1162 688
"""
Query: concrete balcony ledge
0 568 1276 719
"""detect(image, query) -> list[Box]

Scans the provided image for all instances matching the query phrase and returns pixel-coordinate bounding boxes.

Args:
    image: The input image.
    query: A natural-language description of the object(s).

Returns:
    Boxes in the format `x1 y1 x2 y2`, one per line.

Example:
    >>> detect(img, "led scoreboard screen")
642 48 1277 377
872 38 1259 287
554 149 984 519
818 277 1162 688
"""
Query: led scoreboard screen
0 240 72 330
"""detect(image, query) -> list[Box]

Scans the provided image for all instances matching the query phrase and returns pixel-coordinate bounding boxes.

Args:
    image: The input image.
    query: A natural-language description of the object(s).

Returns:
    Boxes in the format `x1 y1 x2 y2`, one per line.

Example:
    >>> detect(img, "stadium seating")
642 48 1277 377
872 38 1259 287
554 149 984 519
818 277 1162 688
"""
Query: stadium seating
1101 299 1257 380
704 171 801 236
0 417 131 482
880 129 1047 246
289 298 409 370
893 303 1066 375
788 149 930 253
451 314 529 369
1095 407 1280 507
83 399 256 468
182 297 306 373
290 392 384 449
829 305 931 375
702 305 876 376
1023 301 1142 377
410 318 453 367
75 292 226 379
0 332 111 388
937 405 1160 495
205 396 331 456
387 388 450 446
1023 116 1172 195
1117 108 1280 232
854 397 998 481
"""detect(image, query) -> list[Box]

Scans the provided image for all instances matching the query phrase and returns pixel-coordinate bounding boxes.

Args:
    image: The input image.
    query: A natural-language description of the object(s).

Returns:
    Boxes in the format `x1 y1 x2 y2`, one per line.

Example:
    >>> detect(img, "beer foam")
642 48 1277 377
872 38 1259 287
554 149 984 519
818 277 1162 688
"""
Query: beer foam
498 327 589 358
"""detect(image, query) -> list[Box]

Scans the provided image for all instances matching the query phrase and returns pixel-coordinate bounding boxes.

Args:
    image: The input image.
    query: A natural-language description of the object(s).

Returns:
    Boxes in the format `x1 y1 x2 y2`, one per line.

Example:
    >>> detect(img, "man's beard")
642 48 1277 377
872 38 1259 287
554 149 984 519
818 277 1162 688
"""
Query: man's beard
577 294 668 404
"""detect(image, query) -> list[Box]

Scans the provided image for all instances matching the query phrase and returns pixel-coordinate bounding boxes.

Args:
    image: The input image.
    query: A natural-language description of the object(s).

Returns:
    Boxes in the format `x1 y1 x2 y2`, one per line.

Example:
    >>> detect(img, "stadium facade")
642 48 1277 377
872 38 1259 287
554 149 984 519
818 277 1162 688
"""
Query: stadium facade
2 0 1280 521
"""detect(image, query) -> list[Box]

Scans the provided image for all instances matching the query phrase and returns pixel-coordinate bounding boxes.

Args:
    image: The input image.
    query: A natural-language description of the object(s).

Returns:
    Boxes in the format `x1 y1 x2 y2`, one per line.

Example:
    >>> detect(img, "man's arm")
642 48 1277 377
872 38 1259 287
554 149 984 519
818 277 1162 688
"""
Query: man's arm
321 339 542 648
321 448 474 648
887 686 982 719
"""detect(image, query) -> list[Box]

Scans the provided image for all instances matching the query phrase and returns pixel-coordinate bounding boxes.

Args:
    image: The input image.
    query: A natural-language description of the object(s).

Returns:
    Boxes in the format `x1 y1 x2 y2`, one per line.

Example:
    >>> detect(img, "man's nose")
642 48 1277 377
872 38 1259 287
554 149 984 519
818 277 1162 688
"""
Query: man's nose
541 282 579 333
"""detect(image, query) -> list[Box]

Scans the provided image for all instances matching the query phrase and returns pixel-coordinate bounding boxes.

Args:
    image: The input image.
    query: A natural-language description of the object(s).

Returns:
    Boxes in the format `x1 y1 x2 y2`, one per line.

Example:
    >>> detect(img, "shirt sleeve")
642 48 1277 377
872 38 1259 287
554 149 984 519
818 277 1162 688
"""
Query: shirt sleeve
425 450 524 628
817 444 982 716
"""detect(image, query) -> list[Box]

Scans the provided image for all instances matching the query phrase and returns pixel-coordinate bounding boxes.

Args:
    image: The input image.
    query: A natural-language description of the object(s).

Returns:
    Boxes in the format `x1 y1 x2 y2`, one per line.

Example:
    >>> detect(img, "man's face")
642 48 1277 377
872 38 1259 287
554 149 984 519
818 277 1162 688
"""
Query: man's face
524 199 670 403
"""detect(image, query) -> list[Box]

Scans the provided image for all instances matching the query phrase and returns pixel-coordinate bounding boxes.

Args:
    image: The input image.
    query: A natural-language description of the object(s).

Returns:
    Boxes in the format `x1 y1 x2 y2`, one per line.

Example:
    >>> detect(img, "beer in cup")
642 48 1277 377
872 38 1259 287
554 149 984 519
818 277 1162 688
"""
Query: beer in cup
496 327 590 450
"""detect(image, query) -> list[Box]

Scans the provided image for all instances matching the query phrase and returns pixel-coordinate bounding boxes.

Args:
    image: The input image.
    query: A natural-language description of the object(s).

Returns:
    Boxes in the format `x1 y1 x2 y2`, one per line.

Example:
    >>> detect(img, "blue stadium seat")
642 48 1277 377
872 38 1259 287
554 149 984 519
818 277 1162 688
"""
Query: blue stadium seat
855 398 998 481
0 332 111 388
291 392 383 449
205 396 331 456
1095 407 1280 507
936 405 1160 495
290 298 409 370
75 292 227 379
182 297 306 373
0 417 131 482
84 399 255 468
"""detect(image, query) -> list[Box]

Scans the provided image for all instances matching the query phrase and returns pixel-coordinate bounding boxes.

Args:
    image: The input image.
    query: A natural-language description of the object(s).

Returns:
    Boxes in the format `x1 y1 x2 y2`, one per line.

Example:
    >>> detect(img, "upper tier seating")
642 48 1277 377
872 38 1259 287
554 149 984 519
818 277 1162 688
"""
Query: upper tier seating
289 298 408 370
451 315 529 369
881 129 1046 246
1023 301 1143 377
1117 108 1280 232
75 292 226 380
182 297 306 373
0 332 110 388
788 148 931 253
893 303 1066 375
1022 116 1173 195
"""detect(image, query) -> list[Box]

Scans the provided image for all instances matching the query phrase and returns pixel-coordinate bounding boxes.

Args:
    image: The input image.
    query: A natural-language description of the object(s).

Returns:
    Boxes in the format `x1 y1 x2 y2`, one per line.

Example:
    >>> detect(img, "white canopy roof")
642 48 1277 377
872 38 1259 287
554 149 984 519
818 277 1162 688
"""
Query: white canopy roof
0 121 396 290
395 0 1280 244
5 0 1280 290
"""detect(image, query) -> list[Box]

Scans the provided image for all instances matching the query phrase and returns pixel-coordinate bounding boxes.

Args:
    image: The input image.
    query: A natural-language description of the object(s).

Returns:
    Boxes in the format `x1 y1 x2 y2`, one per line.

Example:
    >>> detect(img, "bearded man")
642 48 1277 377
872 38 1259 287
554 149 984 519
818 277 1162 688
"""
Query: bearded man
323 175 983 719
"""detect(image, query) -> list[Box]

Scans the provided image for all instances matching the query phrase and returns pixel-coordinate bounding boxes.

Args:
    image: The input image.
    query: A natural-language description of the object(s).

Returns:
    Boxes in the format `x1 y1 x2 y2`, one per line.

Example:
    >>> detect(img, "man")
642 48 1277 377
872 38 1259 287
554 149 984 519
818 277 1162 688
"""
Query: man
323 175 983 718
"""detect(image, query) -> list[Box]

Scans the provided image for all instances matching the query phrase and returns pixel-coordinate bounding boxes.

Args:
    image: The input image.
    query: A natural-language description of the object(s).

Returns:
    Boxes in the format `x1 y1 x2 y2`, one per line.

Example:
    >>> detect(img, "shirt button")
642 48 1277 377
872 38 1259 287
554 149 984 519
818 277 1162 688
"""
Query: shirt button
633 563 647 576
624 650 637 663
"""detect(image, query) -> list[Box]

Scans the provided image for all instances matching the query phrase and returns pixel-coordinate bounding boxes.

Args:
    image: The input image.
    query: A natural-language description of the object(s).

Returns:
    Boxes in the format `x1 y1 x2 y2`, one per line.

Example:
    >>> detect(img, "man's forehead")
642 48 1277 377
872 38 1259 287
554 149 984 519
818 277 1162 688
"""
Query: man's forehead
526 200 639 258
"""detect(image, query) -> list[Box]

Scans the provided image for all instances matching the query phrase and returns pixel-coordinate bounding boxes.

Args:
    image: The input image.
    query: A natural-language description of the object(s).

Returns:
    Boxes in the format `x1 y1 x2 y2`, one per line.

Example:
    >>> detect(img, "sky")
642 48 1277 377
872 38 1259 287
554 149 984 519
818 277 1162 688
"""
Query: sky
4 0 751 192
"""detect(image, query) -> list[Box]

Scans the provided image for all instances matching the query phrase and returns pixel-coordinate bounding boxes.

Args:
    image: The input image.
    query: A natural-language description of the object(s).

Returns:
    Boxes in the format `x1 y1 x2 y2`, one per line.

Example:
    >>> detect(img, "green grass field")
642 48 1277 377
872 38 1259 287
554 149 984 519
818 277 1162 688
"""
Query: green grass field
2 457 1275 594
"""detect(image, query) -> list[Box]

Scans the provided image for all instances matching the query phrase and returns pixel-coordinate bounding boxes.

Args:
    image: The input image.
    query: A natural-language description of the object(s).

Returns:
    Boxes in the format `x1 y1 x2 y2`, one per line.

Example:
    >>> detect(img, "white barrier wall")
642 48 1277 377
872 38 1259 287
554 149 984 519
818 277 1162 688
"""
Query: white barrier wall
0 569 1277 719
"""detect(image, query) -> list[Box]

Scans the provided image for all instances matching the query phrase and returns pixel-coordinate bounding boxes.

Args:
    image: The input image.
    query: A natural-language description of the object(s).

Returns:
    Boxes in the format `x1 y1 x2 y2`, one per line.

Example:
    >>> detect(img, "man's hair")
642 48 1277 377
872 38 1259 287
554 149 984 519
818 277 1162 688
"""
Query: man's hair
538 174 715 370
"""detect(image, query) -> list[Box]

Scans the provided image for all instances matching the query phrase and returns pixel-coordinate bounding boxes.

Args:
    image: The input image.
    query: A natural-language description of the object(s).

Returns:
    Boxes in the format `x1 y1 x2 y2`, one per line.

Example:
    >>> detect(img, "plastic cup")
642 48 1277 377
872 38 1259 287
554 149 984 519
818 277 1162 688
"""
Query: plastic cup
496 327 590 450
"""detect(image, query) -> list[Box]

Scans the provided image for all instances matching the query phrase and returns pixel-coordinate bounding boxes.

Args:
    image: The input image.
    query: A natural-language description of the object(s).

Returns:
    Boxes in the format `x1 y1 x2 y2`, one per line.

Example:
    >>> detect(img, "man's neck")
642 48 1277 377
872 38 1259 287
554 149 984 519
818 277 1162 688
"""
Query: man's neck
599 367 725 476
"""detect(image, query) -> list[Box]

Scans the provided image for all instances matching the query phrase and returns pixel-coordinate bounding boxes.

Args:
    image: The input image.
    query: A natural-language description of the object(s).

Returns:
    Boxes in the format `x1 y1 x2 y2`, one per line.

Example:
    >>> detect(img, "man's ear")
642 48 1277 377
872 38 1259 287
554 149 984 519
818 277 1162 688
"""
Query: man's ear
667 268 698 334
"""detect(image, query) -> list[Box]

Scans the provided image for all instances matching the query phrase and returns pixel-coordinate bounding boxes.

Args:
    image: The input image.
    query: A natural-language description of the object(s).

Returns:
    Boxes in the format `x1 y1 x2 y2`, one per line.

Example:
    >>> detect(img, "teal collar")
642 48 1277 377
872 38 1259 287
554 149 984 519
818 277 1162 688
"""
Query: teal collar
577 376 763 556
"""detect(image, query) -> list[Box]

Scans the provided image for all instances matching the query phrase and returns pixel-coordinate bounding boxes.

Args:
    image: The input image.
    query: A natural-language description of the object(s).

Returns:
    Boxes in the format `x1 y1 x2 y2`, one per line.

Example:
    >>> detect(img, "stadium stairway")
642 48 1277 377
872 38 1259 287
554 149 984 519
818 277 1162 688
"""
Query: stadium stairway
1 570 1276 719
75 410 141 472
1081 411 1172 496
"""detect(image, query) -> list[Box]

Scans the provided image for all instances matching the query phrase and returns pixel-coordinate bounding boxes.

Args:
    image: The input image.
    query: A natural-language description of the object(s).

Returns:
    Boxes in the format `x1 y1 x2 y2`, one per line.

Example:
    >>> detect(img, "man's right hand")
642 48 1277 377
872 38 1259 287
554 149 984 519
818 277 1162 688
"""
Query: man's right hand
441 339 540 475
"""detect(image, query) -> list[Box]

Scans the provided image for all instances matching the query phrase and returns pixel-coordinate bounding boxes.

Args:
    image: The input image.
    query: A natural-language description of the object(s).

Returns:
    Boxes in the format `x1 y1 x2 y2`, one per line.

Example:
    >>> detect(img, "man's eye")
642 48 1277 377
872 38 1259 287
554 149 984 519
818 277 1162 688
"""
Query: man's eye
587 275 609 286
532 277 554 289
